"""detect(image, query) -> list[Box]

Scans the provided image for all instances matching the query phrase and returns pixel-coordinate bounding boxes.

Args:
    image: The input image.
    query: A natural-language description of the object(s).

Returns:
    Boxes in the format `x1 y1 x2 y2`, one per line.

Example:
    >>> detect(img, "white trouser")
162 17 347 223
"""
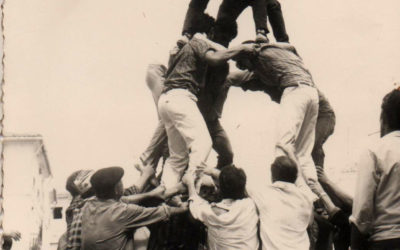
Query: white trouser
146 64 166 106
158 88 212 188
275 85 319 184
140 64 167 167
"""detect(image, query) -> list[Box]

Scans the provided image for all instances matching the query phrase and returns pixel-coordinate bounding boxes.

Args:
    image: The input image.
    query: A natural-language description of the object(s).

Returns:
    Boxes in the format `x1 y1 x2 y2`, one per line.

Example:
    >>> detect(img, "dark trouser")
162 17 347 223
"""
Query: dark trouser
310 112 335 250
206 119 234 169
314 213 334 250
215 0 267 46
147 211 207 250
311 112 336 168
182 0 268 46
181 0 210 36
266 0 289 42
368 238 400 250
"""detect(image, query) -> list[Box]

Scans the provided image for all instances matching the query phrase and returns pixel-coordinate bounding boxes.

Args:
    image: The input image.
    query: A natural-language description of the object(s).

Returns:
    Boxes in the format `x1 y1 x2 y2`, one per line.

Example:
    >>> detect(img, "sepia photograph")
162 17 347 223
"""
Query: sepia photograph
1 0 400 249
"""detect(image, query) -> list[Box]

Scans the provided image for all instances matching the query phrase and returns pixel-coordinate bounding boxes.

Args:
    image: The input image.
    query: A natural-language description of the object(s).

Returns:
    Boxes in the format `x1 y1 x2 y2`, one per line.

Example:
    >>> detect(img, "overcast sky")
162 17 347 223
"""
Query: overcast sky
3 0 400 193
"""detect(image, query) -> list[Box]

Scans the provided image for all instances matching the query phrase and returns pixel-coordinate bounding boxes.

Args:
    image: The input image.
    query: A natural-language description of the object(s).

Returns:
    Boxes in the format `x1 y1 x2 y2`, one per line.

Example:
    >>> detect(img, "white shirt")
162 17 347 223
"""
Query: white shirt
350 130 400 241
247 181 313 250
189 196 259 250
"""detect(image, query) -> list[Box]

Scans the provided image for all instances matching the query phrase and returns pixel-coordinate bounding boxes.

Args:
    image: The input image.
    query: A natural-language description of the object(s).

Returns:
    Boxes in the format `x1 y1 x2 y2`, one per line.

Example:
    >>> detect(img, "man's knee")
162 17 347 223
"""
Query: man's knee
146 64 166 89
188 0 209 9
267 0 281 10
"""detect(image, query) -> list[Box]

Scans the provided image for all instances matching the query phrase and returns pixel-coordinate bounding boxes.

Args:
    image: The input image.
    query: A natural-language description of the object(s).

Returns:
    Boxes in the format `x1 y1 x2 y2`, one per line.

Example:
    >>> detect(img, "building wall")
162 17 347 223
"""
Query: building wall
3 139 53 250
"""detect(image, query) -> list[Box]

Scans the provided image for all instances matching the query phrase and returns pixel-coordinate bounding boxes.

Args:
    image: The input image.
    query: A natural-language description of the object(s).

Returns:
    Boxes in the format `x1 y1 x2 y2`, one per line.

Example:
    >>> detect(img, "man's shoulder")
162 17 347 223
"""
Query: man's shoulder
83 198 131 210
189 37 207 46
259 43 298 58
371 131 400 158
188 37 213 55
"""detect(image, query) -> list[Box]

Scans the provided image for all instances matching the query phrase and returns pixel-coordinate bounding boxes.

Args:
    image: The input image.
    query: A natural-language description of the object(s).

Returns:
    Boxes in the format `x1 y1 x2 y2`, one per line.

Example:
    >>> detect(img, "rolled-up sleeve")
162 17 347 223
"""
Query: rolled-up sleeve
122 203 169 229
190 39 215 61
350 148 379 234
189 195 213 225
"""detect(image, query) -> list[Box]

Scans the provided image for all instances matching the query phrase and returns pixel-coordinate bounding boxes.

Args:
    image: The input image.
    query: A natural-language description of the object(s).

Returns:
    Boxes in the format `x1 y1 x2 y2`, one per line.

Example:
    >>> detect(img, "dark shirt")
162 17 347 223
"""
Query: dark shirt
163 38 214 96
227 70 334 116
81 197 169 250
197 81 230 121
255 43 315 89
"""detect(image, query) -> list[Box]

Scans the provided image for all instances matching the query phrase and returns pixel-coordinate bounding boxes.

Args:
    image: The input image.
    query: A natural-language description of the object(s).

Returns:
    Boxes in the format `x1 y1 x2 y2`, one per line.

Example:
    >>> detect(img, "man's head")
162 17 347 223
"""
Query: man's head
90 166 125 200
219 165 247 200
380 87 400 136
234 40 258 71
66 170 81 197
66 169 95 198
271 156 298 183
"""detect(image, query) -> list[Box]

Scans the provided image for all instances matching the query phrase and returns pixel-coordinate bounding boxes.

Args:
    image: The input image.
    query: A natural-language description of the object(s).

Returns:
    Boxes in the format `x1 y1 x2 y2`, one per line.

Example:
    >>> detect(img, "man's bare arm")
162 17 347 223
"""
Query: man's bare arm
193 33 226 51
205 43 256 66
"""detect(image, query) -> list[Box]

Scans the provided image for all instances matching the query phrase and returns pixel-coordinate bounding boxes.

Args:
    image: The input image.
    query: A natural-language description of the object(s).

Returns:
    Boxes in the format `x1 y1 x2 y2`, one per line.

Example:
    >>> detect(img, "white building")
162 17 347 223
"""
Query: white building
1 135 62 250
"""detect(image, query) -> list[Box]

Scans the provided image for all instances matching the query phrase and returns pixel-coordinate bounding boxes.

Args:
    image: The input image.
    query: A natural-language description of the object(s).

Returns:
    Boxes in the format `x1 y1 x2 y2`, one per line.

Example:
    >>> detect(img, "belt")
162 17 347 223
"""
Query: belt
297 81 313 87
163 86 189 94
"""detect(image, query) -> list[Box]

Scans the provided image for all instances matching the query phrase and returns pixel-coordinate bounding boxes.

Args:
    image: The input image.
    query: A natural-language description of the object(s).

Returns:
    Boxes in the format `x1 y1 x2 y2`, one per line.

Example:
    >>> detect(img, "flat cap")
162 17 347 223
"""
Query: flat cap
90 167 124 193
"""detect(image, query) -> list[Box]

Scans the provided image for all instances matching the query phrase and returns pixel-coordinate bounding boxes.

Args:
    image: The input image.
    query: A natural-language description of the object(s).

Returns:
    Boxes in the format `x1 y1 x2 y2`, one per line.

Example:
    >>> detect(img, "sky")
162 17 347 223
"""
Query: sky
3 0 400 194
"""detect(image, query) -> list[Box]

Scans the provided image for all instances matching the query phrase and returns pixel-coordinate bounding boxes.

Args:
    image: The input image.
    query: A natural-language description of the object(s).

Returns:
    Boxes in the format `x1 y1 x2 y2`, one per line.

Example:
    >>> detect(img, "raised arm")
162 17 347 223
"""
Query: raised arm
193 33 226 51
317 166 353 212
204 43 256 66
121 185 165 204
203 166 221 187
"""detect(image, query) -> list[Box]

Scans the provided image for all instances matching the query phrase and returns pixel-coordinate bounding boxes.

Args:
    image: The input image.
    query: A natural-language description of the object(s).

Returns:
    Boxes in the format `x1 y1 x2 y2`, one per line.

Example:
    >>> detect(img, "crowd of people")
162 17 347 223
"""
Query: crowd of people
57 1 400 250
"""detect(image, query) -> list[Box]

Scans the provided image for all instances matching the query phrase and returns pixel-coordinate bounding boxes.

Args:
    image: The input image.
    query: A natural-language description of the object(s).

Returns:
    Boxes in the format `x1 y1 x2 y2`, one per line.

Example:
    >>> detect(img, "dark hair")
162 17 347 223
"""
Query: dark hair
381 88 400 131
271 156 298 183
219 165 247 200
191 13 215 35
234 40 258 70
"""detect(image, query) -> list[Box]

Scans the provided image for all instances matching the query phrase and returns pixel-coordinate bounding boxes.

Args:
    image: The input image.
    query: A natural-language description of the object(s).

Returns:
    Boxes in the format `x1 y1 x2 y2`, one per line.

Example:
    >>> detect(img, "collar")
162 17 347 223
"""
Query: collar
384 130 400 138
272 181 296 189
212 198 235 211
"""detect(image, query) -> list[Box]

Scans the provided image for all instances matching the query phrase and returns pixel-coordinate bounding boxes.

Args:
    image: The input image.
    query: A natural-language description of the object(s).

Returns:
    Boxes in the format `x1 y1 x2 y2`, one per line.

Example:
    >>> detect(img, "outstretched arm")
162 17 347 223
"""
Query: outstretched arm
193 33 226 51
309 181 340 216
317 166 353 212
205 43 257 66
121 185 165 204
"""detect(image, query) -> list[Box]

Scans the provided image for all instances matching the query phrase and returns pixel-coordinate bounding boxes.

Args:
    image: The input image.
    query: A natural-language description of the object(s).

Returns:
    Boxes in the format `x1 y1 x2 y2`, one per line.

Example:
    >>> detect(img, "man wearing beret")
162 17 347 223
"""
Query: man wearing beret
80 167 187 250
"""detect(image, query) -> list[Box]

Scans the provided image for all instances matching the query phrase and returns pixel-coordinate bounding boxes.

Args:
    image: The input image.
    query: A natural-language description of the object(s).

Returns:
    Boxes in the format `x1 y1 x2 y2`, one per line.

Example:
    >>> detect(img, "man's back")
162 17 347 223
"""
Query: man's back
248 181 313 250
190 197 260 250
81 198 168 250
164 38 213 96
255 44 314 89
351 131 400 241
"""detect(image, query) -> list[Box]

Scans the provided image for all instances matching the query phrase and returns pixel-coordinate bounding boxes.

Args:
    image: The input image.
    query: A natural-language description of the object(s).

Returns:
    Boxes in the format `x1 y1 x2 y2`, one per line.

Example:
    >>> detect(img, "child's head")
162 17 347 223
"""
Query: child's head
271 156 298 183
380 87 400 136
219 165 247 200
